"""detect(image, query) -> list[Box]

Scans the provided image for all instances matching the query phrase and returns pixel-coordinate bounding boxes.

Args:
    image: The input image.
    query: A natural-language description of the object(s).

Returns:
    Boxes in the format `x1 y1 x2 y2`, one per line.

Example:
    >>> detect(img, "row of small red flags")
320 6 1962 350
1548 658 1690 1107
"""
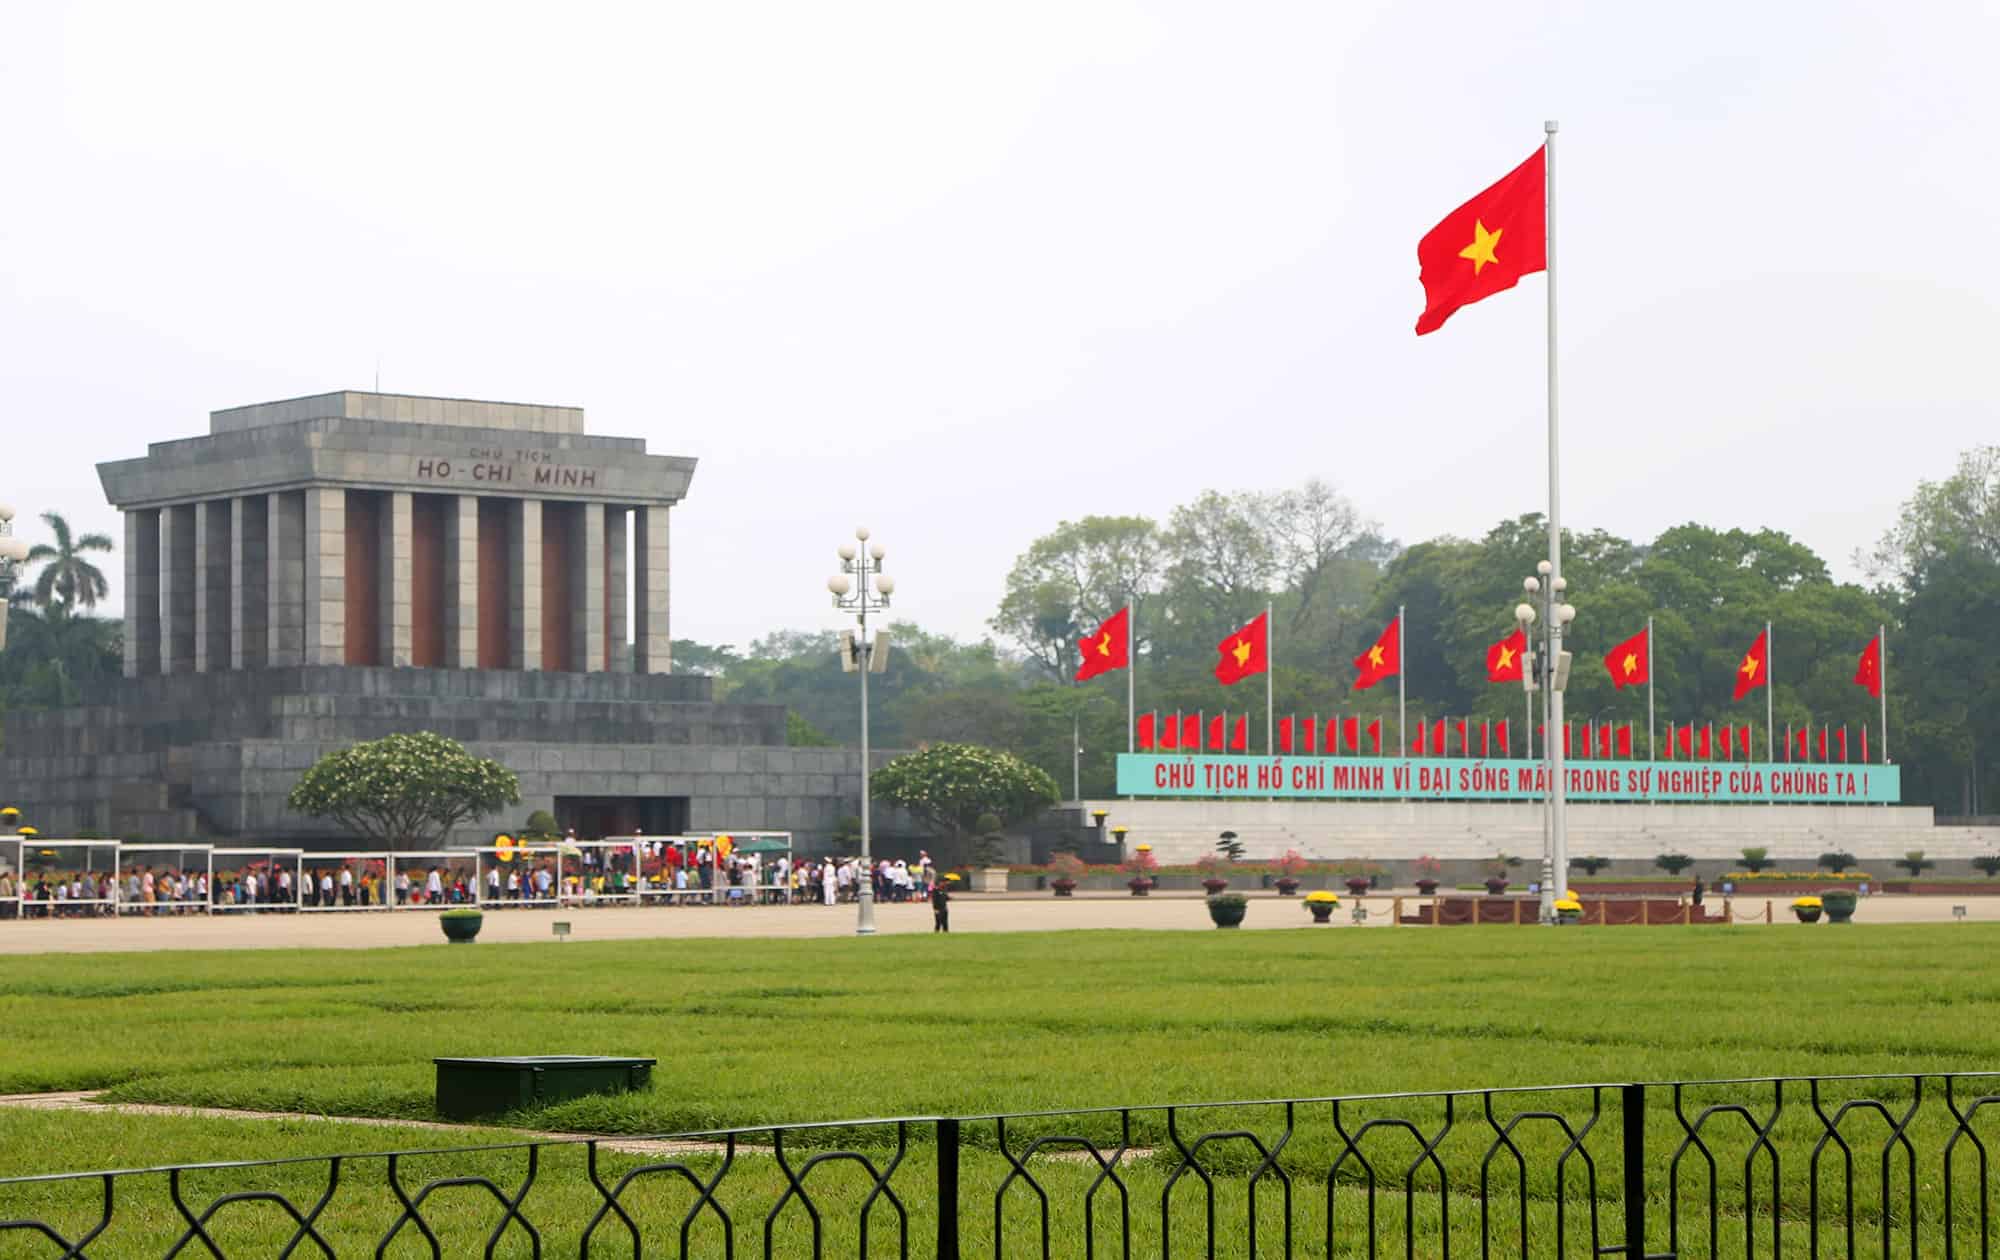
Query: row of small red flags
1135 713 1873 763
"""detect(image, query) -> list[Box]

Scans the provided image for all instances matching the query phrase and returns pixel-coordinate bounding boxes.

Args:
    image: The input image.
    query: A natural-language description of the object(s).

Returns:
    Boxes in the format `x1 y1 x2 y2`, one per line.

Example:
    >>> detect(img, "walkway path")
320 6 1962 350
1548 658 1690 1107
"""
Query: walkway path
0 891 1988 955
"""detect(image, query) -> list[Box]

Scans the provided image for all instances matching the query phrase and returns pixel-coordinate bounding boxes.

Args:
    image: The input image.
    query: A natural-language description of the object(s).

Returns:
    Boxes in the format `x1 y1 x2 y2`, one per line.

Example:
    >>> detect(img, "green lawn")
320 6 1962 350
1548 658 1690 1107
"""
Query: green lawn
0 925 1995 1256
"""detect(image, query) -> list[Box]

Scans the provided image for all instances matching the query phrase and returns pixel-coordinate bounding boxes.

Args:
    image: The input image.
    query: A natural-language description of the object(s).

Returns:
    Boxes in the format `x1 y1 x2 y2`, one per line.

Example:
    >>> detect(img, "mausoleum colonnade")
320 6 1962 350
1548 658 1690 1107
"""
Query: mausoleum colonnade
120 491 670 678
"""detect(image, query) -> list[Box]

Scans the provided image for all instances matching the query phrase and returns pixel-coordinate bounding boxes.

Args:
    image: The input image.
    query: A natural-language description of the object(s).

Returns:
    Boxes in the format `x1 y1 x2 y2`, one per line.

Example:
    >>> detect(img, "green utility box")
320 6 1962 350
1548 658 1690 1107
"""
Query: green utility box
434 1055 656 1120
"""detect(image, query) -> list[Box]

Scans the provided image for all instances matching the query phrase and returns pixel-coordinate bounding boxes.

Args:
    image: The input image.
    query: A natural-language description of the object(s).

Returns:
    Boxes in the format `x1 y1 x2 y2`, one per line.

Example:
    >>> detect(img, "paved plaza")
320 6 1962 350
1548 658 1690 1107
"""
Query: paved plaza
1 891 1990 954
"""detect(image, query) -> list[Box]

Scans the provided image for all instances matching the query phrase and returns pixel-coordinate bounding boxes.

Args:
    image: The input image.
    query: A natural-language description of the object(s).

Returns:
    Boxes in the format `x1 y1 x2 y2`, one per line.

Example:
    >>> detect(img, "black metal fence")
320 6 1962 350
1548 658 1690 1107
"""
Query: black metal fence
1 1072 1994 1257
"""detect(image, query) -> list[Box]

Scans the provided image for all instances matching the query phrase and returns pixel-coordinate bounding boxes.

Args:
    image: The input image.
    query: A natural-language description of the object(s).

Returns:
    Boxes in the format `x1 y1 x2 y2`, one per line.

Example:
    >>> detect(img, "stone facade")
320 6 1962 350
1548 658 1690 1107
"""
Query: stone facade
0 391 886 851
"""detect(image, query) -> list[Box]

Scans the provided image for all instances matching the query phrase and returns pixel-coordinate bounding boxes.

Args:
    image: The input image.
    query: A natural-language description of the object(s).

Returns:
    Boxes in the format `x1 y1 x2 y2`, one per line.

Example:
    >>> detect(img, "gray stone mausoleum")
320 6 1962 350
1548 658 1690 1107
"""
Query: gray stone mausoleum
0 391 878 846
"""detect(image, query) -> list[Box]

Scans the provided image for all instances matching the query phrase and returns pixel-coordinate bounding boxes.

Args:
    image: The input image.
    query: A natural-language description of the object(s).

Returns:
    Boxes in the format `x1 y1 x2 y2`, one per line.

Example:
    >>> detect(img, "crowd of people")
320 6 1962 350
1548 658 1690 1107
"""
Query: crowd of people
0 844 951 918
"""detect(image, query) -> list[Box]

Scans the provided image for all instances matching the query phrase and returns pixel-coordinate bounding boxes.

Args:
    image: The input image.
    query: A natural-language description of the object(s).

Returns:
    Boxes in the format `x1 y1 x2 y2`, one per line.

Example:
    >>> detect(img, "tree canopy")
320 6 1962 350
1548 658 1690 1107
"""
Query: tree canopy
286 732 520 850
870 743 1059 841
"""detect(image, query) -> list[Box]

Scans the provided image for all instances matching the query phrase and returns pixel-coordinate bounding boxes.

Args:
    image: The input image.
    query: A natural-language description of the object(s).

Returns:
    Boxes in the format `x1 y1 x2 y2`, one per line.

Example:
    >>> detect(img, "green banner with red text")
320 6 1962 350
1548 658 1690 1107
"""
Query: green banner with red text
1115 755 1899 804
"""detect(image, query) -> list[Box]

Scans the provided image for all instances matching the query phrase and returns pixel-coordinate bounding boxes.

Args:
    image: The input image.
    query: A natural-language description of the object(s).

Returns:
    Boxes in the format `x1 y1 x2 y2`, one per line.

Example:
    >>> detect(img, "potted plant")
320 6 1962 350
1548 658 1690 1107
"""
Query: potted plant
1048 852 1085 897
1304 890 1340 924
1894 850 1934 879
439 906 484 943
1215 831 1246 863
1271 849 1307 896
1484 857 1511 896
1195 853 1230 894
1820 888 1858 924
1654 852 1695 877
1570 855 1611 878
1206 892 1249 929
1412 855 1443 896
1974 855 2000 880
1792 895 1823 923
1554 895 1583 924
1123 846 1158 896
1819 850 1860 874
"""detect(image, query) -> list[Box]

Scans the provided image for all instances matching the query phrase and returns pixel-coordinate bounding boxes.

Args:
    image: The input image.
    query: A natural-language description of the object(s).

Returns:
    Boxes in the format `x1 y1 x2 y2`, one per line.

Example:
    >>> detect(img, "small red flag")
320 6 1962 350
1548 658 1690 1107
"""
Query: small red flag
1075 607 1131 682
1854 635 1883 698
1207 714 1225 751
1719 726 1733 759
1861 725 1870 763
1161 713 1179 751
1617 724 1633 758
1230 714 1248 753
1677 725 1693 759
1354 617 1401 690
1214 613 1270 686
1837 726 1849 762
1795 726 1809 761
1598 723 1612 760
1412 720 1428 755
1137 713 1156 751
1278 717 1294 754
1301 717 1316 753
1733 629 1770 701
1458 718 1471 756
1487 628 1527 683
1415 147 1547 335
1181 713 1200 750
1481 721 1491 758
1604 627 1650 690
1344 717 1362 756
1434 719 1447 757
1562 724 1572 758
1366 717 1382 755
1496 718 1510 756
1818 727 1829 762
1739 725 1752 760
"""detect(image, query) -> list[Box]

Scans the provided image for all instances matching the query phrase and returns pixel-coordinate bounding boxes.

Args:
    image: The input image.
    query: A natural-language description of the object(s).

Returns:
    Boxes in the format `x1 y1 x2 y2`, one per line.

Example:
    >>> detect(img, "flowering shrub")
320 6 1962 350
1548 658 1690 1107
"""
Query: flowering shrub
1121 848 1159 878
1412 854 1444 880
1304 890 1340 904
1047 852 1087 881
870 743 1059 839
287 731 520 850
1554 896 1583 913
1271 849 1309 879
1194 853 1225 876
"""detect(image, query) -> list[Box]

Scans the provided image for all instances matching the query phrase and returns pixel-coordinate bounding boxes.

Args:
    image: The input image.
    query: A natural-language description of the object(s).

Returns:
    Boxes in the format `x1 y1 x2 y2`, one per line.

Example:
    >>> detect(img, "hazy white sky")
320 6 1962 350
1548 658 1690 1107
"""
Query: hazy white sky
5 1 1996 650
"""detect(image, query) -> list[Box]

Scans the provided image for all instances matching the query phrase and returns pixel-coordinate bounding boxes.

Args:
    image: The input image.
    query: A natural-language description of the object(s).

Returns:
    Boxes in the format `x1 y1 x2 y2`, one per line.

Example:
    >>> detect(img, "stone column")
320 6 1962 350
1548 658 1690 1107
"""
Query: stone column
232 496 269 669
194 499 233 672
573 503 606 672
303 487 346 667
124 509 161 678
604 506 629 672
444 495 479 668
378 491 414 667
508 498 543 670
266 490 305 667
161 503 197 674
633 504 671 674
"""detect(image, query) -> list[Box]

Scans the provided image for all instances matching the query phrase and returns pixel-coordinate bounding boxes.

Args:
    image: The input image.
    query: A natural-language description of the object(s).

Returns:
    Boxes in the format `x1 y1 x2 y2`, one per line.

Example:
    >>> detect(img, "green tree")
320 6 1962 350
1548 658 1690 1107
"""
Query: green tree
870 743 1059 843
23 511 114 612
991 515 1161 681
287 732 520 850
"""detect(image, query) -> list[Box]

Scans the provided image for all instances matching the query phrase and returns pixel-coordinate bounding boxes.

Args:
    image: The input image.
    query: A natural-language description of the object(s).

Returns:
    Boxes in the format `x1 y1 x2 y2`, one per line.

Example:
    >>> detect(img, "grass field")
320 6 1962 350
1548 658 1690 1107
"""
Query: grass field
1 925 1995 1256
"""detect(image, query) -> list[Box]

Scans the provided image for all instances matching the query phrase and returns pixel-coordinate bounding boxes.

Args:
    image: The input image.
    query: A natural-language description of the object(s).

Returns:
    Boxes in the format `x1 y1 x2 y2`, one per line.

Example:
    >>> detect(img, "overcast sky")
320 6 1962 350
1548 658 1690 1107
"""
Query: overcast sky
5 2 1996 653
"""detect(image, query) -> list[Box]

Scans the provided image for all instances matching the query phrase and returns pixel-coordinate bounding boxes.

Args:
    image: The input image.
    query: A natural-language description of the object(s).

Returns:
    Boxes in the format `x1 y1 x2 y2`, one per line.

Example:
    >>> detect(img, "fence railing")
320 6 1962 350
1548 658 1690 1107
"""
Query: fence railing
1 1072 1994 1257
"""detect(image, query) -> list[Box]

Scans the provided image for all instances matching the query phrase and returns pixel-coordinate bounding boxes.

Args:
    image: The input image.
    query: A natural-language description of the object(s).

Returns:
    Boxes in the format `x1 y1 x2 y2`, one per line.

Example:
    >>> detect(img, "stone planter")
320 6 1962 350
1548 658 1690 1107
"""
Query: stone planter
1794 905 1823 924
1051 879 1077 898
1343 877 1371 897
439 911 483 943
1206 896 1247 928
1128 879 1150 897
975 867 1010 894
1821 890 1858 924
1307 902 1335 924
1201 878 1230 895
1414 878 1440 896
1485 879 1510 896
1275 878 1300 897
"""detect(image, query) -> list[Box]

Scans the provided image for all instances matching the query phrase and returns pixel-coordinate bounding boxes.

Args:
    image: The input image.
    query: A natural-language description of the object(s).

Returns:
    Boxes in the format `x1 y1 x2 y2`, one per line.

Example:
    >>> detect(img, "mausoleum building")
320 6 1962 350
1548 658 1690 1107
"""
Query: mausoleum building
1 391 878 846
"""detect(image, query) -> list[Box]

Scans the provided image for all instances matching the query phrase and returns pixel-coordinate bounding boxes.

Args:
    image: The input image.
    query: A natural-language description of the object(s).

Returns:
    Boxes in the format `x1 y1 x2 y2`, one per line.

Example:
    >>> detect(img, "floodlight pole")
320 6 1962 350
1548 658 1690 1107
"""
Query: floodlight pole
830 529 893 936
0 504 25 653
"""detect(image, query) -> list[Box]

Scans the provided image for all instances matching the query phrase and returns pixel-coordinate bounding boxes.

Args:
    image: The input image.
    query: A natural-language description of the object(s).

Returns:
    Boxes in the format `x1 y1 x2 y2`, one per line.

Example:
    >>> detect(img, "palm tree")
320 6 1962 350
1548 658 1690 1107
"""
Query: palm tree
25 511 114 613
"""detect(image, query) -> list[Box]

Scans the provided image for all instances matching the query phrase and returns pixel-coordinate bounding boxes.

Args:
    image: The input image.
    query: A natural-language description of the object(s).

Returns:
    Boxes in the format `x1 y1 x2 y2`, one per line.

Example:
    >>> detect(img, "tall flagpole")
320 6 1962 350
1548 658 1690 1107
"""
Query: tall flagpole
1265 601 1275 755
1542 119 1569 917
1879 624 1889 764
1126 596 1136 755
1396 604 1407 753
1765 619 1775 763
1646 614 1655 762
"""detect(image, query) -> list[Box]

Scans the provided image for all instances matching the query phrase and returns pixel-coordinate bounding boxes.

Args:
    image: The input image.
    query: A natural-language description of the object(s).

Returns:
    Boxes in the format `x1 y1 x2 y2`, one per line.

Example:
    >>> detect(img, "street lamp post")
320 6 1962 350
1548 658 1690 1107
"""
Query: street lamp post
0 504 28 653
1517 562 1576 924
828 528 894 936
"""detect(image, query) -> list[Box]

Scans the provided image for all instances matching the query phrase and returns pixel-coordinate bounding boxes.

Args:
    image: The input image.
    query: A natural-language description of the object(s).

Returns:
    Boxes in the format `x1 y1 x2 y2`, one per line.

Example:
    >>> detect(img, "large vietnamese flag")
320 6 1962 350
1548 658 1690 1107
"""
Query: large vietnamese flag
1074 607 1130 682
1415 148 1547 335
1732 629 1770 701
1354 617 1401 690
1604 627 1650 690
1214 613 1269 686
1486 628 1527 683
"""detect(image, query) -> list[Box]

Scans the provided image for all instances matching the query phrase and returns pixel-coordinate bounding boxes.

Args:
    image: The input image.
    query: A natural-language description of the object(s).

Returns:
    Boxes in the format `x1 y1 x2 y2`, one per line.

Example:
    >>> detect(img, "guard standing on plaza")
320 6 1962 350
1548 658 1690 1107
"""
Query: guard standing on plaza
931 878 951 933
